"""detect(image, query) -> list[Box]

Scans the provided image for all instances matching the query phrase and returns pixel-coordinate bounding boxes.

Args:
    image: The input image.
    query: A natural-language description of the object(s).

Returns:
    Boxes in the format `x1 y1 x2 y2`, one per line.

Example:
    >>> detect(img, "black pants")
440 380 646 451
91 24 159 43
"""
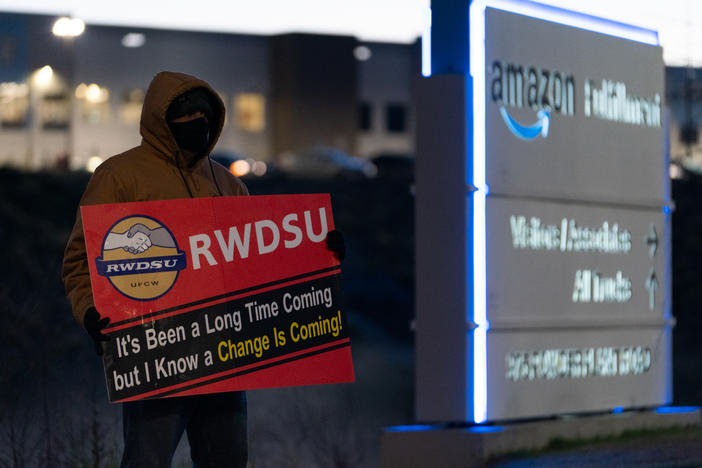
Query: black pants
120 391 247 468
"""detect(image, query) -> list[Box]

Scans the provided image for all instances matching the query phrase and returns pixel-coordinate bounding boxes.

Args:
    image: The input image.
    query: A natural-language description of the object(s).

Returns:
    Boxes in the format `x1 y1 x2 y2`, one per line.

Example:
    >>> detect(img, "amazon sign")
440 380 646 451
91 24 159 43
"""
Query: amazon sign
489 60 663 142
482 5 670 420
415 0 670 424
483 7 665 204
490 61 575 139
481 5 669 421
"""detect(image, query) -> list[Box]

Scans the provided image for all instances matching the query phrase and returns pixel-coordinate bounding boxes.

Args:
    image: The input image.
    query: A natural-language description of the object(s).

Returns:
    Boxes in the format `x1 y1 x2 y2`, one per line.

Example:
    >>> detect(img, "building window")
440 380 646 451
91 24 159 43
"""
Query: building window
359 102 372 131
234 93 265 132
41 93 70 129
75 83 110 124
119 88 144 125
0 81 28 128
386 103 407 133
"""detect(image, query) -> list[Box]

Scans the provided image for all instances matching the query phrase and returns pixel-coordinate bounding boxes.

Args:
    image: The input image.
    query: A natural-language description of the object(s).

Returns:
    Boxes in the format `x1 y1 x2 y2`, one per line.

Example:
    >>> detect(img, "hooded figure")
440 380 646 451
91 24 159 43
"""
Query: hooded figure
167 86 216 167
64 71 248 325
62 71 248 468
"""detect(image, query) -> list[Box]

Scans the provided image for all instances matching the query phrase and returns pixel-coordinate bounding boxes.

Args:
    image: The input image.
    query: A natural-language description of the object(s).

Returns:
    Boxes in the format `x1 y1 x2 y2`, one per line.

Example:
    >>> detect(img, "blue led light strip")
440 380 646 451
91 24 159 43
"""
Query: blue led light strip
421 6 432 77
469 0 489 426
468 0 659 424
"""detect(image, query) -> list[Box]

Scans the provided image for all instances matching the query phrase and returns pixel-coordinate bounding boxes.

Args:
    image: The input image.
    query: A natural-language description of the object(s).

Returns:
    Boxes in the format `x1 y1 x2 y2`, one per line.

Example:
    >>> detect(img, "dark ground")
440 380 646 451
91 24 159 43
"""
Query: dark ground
2 166 702 466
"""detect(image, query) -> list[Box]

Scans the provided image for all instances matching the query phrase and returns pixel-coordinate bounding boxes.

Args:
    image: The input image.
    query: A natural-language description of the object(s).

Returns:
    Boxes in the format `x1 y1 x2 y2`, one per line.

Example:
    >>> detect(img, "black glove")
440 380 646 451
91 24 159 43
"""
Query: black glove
326 229 346 262
83 307 111 356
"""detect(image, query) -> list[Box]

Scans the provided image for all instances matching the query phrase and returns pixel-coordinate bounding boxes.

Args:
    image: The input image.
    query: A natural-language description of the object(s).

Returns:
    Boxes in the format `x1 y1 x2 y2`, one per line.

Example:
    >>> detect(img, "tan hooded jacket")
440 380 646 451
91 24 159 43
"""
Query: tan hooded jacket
62 71 248 324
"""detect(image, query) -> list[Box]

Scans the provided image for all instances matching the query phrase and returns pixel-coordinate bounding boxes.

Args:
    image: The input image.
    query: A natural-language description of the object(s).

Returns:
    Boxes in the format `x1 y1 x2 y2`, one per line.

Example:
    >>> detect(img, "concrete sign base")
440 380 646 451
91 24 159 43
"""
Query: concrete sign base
381 408 700 468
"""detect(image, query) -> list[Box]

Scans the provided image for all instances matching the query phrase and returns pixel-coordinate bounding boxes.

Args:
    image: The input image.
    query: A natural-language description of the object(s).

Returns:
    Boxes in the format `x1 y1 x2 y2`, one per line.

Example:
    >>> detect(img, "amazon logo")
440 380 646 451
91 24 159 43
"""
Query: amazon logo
490 60 575 140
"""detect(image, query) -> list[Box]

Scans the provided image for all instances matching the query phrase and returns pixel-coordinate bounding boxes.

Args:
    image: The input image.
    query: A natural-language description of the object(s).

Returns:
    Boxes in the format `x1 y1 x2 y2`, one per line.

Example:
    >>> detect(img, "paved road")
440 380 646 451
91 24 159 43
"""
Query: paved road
491 428 702 467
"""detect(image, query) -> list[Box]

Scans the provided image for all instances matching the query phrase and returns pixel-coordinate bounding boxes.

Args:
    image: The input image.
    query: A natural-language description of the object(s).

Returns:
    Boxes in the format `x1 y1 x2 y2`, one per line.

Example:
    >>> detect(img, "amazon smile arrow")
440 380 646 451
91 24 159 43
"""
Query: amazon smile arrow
499 106 550 140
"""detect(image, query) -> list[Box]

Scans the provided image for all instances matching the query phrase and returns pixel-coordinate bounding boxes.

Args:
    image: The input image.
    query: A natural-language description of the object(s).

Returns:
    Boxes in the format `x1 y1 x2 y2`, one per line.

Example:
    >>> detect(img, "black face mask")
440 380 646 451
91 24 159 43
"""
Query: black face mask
169 117 210 157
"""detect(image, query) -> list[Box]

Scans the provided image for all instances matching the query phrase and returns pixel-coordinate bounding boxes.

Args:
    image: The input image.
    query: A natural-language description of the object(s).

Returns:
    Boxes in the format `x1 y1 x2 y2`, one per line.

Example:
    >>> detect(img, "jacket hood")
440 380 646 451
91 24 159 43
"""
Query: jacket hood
140 71 225 164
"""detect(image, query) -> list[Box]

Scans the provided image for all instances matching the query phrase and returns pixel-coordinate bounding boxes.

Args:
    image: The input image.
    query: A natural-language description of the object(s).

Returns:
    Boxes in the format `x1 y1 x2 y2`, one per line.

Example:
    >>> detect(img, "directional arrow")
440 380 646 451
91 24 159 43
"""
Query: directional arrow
645 268 658 311
644 223 658 258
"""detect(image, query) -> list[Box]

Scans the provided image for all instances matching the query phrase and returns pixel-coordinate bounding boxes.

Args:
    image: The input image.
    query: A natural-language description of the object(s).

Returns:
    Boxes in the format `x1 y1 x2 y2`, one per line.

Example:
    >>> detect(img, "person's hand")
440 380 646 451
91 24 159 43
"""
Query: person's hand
326 230 346 262
123 231 152 254
104 226 153 254
127 223 152 238
83 307 111 356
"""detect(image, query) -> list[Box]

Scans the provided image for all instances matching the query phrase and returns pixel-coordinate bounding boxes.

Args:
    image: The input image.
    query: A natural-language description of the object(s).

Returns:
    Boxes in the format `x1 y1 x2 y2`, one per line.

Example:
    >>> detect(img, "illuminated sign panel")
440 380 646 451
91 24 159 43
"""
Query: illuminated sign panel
470 3 669 422
415 0 668 425
485 198 669 419
483 8 665 204
487 198 666 322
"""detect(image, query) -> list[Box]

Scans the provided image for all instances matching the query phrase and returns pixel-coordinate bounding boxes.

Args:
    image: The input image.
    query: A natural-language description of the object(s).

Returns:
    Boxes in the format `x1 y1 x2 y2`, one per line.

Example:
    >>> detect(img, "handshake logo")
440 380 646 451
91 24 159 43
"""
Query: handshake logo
95 216 187 301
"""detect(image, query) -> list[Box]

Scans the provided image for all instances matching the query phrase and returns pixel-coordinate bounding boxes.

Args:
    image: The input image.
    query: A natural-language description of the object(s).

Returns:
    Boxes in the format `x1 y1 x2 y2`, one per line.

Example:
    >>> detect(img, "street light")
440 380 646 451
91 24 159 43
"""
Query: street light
33 65 54 89
122 33 146 48
52 17 85 37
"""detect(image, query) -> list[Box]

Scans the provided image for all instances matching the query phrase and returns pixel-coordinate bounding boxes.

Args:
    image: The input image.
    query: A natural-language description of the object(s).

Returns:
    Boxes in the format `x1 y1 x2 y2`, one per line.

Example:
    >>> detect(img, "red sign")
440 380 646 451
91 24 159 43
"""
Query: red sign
81 194 354 402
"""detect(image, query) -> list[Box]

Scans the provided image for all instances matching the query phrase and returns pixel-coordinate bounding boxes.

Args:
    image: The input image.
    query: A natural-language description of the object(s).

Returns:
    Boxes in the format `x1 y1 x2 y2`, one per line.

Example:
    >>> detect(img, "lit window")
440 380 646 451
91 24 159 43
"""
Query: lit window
234 93 265 132
41 93 70 129
0 81 29 128
386 103 407 133
119 88 144 125
75 83 110 124
359 102 372 131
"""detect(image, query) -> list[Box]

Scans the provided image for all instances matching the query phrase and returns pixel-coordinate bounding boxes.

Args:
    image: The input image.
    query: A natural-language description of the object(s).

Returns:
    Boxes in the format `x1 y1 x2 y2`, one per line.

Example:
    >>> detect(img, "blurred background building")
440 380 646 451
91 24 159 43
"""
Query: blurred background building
0 11 419 174
667 67 702 176
2 2 702 181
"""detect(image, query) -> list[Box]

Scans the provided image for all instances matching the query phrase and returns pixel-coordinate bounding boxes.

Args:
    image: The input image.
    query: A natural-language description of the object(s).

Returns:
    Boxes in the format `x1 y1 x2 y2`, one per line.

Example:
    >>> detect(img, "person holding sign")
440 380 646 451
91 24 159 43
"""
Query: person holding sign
63 71 345 467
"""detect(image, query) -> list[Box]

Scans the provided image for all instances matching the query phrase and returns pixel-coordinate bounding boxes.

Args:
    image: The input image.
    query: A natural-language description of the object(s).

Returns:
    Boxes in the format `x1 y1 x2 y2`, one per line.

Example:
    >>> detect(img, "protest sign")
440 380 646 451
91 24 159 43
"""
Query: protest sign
81 194 354 402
